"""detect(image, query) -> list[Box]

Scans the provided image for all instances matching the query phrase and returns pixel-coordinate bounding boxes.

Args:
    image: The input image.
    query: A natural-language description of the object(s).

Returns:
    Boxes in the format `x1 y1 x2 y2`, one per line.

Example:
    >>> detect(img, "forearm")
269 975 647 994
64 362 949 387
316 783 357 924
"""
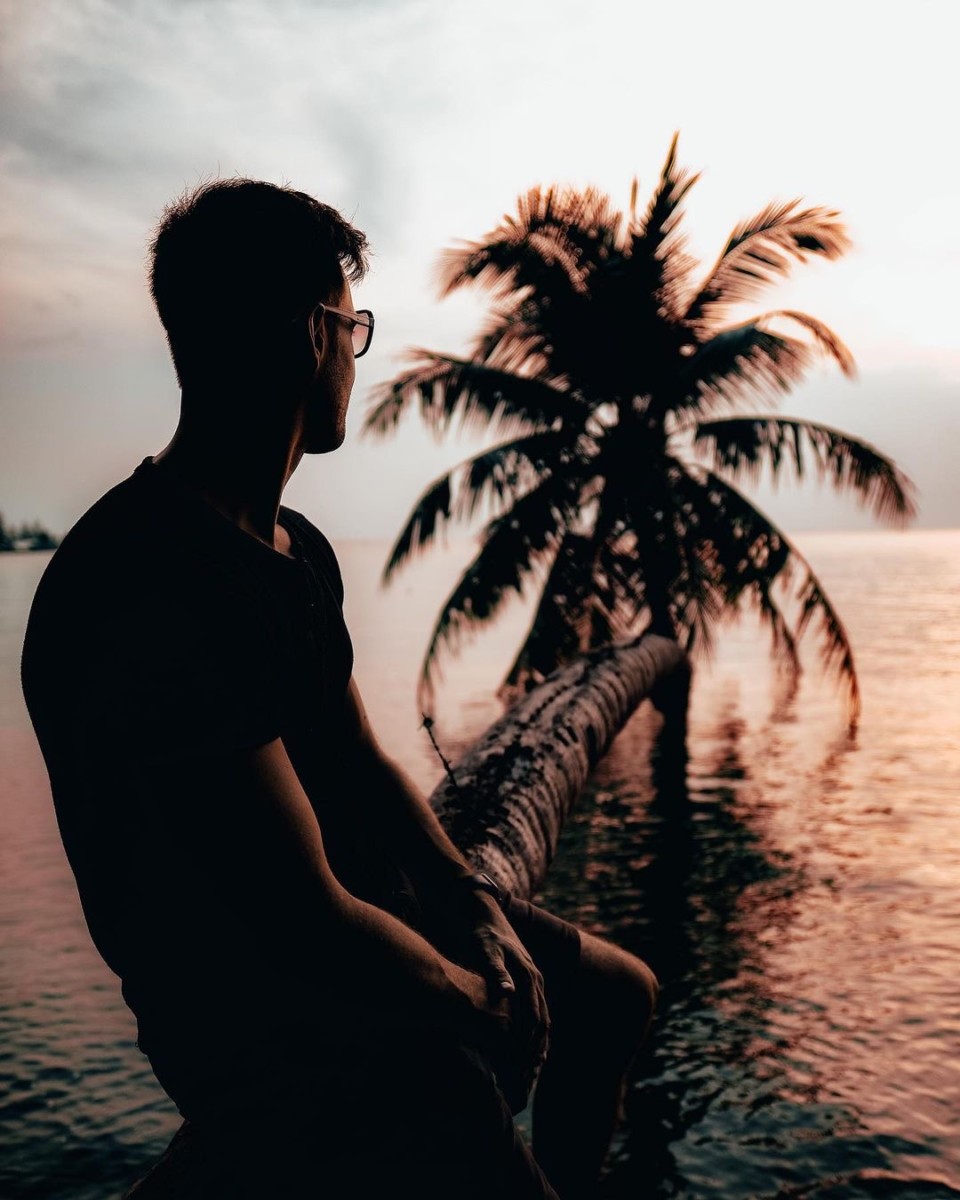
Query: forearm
355 747 477 900
272 880 492 1040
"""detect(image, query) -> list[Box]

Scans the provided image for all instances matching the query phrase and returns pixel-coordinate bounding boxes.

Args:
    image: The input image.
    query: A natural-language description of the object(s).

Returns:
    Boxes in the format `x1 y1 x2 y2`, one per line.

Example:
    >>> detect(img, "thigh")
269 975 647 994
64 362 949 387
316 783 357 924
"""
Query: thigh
499 896 658 1052
192 1031 561 1199
360 1033 562 1199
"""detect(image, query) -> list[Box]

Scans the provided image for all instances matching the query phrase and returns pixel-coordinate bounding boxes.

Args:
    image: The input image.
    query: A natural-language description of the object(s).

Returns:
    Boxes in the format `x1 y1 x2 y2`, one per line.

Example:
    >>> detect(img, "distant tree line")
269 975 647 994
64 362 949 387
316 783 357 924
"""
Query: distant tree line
0 513 59 551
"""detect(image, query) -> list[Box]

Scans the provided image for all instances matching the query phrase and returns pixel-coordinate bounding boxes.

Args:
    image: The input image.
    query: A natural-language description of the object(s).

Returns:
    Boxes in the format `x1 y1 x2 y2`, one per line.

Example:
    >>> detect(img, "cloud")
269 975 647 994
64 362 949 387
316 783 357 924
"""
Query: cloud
1 0 957 534
0 0 460 349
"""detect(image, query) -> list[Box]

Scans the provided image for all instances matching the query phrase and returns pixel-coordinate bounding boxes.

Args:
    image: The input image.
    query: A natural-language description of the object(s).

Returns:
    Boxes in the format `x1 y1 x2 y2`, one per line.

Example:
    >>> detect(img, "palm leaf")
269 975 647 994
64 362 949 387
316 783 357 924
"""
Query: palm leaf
382 429 575 582
768 310 857 378
415 474 580 707
683 200 852 328
496 484 638 699
682 465 861 727
433 183 625 303
497 526 598 700
360 350 579 441
635 130 701 247
694 416 918 523
755 575 801 675
674 306 855 417
382 471 452 583
612 465 726 656
629 130 702 318
675 319 812 416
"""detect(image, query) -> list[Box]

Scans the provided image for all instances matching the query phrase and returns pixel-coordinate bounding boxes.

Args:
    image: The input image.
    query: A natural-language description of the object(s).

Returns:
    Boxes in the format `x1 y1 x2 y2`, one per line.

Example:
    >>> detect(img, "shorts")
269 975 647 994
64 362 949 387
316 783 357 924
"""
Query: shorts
148 891 581 1198
176 1026 566 1199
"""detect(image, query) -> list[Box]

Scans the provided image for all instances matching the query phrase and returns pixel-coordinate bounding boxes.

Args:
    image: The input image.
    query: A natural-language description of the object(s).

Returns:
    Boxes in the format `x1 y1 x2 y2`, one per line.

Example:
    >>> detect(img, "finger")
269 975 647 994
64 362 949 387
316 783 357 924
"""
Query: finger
501 984 545 1084
477 930 516 997
502 943 547 1036
514 944 546 1028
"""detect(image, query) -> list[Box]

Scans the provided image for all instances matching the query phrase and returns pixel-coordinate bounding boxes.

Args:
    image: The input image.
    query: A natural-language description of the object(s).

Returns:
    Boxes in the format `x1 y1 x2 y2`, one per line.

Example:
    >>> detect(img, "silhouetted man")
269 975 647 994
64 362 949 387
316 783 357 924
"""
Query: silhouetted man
20 179 658 1198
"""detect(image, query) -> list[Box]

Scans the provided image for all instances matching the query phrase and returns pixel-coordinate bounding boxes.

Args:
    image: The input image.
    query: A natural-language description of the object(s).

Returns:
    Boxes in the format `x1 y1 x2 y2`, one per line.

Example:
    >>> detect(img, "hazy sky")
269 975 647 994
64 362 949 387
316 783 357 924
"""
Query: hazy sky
1 0 957 540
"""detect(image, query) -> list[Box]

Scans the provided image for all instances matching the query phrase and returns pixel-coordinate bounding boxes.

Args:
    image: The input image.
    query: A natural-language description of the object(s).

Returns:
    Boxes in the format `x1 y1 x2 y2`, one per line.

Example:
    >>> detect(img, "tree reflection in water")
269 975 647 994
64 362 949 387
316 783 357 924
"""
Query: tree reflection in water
532 701 944 1199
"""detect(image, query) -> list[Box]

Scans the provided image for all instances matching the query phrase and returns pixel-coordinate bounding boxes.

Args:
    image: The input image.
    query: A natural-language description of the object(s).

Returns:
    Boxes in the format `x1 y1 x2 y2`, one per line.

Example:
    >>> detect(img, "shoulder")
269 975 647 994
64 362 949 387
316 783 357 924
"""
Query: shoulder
280 507 345 604
24 482 272 675
23 476 154 659
280 506 339 563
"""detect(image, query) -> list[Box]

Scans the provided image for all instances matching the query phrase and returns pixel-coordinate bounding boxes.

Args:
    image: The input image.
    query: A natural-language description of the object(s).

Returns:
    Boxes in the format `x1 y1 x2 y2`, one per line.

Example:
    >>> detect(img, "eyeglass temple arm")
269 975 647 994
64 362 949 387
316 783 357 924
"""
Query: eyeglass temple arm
318 303 372 328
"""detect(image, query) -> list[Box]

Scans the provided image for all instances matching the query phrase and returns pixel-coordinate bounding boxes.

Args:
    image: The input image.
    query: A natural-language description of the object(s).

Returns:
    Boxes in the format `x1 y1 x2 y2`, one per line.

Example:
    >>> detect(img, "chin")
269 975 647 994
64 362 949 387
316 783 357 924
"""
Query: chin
304 422 347 455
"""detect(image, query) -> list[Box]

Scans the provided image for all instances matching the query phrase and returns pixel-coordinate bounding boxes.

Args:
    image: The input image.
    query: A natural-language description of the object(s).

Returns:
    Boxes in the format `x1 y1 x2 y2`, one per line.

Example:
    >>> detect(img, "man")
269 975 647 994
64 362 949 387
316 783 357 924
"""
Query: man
20 179 658 1198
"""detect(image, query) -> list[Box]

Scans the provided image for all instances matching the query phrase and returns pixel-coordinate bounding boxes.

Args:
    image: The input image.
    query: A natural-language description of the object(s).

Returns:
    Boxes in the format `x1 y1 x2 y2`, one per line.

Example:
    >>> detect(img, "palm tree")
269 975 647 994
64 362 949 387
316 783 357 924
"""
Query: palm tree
362 133 916 729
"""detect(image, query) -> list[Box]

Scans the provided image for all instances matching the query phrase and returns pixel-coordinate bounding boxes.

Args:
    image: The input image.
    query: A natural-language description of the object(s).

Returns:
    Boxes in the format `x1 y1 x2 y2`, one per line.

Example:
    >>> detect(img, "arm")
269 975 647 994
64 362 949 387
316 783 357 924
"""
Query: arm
338 676 480 904
80 580 511 1055
338 675 551 1112
163 733 505 1047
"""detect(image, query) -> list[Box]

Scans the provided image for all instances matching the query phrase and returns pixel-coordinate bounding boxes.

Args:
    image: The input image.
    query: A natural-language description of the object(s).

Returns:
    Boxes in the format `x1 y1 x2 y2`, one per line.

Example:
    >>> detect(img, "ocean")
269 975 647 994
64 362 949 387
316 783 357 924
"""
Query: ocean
2 529 958 1198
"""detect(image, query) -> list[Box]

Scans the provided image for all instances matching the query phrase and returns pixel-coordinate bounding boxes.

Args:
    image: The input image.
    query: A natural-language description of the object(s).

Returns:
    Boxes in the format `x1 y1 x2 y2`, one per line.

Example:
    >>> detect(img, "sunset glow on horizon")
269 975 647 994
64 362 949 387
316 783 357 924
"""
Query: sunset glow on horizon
1 0 957 539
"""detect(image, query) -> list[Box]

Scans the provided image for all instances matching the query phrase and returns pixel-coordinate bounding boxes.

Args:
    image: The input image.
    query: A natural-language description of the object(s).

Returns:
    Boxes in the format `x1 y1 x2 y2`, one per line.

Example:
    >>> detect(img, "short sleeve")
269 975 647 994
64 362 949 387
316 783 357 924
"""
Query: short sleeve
283 510 345 607
313 528 345 606
84 583 283 771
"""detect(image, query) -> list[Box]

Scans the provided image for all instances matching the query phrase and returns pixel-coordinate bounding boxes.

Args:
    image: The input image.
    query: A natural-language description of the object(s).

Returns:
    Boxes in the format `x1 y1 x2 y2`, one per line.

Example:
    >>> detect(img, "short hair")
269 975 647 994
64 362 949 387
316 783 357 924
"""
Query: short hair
148 178 371 388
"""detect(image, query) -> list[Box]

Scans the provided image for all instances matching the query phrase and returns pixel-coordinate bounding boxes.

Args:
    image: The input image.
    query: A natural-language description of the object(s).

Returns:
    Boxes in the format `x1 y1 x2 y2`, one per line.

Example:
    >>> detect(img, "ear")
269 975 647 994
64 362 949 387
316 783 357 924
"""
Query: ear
308 306 329 368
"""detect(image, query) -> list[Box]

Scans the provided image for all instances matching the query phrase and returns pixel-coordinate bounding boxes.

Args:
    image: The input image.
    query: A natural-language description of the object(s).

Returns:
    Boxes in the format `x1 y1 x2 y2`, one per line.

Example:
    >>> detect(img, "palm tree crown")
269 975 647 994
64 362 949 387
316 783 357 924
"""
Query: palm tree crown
362 133 917 729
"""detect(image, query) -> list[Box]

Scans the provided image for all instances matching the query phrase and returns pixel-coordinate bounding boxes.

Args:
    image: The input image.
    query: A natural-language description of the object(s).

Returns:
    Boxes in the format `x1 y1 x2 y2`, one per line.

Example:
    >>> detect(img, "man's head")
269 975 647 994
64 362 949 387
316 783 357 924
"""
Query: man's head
148 178 371 453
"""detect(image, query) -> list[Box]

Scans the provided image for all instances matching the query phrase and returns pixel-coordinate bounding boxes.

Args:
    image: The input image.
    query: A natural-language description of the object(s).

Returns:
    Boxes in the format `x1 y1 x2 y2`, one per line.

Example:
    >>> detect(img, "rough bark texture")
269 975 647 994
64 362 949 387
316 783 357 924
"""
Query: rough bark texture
121 632 689 1198
428 632 689 901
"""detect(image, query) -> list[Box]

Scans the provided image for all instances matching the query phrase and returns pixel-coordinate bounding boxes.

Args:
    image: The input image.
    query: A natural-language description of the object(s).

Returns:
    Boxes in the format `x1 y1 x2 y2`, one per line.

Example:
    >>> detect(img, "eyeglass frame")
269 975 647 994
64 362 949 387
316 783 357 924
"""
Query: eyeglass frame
309 302 375 358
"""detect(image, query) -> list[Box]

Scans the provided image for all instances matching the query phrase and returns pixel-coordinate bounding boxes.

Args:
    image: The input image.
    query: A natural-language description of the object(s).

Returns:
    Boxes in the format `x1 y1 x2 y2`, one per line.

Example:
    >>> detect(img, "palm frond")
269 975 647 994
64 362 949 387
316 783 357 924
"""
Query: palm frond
755 576 802 675
497 526 597 700
360 350 579 441
694 416 918 524
674 316 815 417
382 429 576 582
658 460 802 679
768 310 857 378
794 570 858 704
670 517 728 659
382 471 452 582
681 464 861 727
468 294 555 376
511 184 627 268
682 201 852 329
433 183 625 303
635 130 701 245
612 467 726 657
629 130 702 317
416 475 578 707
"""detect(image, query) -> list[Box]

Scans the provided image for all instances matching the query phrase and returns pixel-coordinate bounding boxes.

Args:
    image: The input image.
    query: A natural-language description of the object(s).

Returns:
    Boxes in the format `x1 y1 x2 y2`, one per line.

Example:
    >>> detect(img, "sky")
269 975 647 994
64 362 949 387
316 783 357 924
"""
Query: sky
1 0 958 540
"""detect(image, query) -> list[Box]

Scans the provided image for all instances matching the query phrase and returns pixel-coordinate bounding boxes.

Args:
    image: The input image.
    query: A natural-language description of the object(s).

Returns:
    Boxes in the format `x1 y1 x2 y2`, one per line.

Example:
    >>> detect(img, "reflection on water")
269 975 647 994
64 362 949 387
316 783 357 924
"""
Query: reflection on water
533 533 960 1198
2 531 959 1198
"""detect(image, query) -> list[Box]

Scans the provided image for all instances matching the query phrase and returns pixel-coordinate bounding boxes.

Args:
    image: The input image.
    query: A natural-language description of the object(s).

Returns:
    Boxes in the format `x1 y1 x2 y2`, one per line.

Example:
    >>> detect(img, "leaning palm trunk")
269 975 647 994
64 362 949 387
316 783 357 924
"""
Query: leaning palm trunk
429 631 689 902
121 631 688 1199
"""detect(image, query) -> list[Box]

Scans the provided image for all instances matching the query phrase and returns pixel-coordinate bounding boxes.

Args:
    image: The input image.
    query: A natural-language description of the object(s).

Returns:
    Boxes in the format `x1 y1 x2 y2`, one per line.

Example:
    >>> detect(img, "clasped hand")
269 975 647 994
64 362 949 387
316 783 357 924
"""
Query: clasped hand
435 888 551 1114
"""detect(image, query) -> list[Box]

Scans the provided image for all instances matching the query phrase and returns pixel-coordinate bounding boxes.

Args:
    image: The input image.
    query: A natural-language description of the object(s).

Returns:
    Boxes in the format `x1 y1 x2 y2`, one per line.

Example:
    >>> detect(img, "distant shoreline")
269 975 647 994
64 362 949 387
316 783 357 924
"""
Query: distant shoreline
0 522 59 553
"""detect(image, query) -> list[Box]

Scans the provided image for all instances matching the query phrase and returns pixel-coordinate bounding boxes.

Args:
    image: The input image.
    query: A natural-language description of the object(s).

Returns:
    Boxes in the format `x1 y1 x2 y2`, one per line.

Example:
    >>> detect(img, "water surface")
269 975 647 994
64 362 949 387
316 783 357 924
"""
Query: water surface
2 530 958 1198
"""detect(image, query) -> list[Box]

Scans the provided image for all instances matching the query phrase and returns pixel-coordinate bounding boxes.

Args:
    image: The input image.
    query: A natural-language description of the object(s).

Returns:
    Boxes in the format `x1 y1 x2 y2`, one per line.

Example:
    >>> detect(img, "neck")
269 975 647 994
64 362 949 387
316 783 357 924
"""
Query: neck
151 403 304 549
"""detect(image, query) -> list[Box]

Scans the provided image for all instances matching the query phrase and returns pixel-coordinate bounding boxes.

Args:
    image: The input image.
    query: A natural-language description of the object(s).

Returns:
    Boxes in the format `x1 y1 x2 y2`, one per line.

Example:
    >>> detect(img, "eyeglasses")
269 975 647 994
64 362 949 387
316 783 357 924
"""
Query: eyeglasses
312 303 375 358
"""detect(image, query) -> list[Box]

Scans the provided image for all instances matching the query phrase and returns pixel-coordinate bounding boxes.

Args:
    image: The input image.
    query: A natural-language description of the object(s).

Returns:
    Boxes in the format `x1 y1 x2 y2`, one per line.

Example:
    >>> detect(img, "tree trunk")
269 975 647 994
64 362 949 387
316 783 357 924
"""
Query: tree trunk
121 631 689 1198
428 631 689 902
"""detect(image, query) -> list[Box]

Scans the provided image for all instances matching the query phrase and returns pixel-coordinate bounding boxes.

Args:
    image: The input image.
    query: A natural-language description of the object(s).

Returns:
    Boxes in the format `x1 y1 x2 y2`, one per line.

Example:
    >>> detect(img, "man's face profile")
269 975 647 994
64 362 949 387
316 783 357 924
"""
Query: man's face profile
302 276 357 455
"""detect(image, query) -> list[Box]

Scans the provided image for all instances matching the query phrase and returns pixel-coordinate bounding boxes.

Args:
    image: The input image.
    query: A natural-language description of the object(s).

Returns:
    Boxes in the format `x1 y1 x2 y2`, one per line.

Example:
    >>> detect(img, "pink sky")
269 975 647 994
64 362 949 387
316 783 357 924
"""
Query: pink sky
1 0 957 537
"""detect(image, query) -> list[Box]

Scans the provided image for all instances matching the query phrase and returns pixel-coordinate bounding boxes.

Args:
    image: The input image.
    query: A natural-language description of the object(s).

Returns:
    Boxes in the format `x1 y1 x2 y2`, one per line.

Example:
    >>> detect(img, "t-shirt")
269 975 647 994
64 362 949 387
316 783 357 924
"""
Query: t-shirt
19 455 409 1117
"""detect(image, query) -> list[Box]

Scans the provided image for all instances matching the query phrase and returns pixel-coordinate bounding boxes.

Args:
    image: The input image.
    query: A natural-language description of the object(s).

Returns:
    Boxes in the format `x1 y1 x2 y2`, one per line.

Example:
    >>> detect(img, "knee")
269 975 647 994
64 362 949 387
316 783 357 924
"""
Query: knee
580 938 659 1053
612 954 659 1042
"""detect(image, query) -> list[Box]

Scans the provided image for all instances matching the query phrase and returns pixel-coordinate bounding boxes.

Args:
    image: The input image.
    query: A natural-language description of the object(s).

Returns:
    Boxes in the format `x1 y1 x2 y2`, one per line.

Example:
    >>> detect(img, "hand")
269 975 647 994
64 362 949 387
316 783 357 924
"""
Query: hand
443 890 551 1114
